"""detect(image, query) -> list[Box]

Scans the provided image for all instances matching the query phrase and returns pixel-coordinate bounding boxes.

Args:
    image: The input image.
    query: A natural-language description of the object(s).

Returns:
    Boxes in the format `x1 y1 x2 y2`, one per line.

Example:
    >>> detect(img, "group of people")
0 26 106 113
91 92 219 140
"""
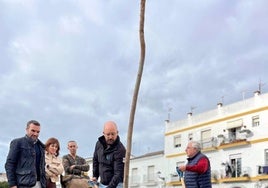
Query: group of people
5 120 126 188
5 119 212 188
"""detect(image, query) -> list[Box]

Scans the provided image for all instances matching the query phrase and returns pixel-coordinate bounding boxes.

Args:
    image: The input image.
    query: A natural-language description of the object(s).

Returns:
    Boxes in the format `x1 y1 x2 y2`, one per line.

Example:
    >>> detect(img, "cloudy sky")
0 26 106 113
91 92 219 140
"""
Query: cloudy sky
1 0 268 172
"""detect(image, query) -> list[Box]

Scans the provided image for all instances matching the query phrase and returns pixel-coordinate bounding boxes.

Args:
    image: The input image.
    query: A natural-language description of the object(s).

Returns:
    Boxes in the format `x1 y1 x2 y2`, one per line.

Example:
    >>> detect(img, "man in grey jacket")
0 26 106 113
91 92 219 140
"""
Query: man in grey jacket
5 120 46 188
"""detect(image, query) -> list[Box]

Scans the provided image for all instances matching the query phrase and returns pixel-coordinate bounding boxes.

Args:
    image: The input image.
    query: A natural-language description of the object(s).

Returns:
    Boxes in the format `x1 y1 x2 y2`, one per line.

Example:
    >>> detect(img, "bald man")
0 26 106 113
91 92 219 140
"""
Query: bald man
91 121 126 188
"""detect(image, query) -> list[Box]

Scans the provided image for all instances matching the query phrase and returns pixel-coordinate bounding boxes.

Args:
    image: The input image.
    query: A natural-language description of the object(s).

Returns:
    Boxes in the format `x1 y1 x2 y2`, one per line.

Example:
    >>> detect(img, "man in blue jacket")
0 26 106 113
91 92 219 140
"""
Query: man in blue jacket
178 141 212 188
5 120 46 188
91 121 126 188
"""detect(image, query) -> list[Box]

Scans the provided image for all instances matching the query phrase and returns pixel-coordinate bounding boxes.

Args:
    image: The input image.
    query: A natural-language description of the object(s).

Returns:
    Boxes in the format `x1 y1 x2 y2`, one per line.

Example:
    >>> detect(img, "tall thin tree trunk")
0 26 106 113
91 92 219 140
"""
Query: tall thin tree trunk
123 0 146 187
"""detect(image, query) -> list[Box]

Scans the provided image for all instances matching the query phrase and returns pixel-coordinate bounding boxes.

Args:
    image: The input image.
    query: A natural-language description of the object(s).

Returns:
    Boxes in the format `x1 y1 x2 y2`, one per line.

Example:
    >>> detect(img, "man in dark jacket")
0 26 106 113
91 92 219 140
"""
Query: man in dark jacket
178 141 212 188
91 121 126 188
5 120 46 188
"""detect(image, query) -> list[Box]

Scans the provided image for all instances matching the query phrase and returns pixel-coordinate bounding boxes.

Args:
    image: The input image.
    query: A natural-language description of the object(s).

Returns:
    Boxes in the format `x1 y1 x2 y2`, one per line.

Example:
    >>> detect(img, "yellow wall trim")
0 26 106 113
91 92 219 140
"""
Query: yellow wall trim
165 106 268 136
165 138 268 158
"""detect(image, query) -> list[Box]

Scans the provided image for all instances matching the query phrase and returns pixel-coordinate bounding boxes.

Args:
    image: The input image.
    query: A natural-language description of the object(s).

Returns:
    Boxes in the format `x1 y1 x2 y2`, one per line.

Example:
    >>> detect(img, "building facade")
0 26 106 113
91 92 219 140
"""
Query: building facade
85 91 268 188
129 151 165 188
164 91 268 188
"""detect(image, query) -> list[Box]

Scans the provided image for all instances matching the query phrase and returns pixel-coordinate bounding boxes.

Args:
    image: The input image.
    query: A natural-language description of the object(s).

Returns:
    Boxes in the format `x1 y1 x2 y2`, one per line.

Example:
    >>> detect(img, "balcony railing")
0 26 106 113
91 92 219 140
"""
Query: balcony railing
218 138 250 149
258 165 268 175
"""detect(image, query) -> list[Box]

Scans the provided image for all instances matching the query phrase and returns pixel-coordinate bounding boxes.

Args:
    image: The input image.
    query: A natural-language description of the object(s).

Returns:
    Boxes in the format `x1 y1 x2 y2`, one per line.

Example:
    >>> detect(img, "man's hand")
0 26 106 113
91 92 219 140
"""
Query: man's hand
89 177 99 188
70 165 76 170
178 165 186 172
90 177 97 181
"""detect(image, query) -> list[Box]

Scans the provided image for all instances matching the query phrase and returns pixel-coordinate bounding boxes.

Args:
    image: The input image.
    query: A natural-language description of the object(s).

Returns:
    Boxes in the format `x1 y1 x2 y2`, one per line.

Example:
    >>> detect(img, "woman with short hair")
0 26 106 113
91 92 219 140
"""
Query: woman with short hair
45 137 64 188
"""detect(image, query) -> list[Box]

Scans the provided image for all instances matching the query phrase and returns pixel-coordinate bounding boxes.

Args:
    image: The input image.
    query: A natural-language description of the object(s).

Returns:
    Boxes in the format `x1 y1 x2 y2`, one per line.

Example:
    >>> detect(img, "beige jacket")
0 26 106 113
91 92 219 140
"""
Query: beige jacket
45 152 64 183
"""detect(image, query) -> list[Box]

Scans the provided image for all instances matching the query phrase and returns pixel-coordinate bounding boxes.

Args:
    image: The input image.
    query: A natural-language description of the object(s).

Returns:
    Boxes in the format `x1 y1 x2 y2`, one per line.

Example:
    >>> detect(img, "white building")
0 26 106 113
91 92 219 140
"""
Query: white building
164 91 268 188
0 173 7 182
86 91 268 188
129 151 165 188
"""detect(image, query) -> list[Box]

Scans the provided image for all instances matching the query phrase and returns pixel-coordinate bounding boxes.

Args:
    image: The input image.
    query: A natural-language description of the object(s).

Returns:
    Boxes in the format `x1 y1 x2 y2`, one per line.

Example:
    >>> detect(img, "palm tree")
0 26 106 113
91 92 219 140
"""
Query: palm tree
123 0 146 187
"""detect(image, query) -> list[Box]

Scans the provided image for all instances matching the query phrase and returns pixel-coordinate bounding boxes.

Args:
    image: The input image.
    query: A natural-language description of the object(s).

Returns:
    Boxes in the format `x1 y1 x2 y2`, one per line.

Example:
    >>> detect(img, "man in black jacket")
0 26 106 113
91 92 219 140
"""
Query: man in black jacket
91 121 126 188
5 120 46 188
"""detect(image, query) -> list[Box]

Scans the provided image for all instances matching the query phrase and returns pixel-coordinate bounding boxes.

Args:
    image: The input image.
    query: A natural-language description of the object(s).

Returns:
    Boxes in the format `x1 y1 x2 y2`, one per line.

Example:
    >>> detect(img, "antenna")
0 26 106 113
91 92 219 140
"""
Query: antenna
258 79 265 94
190 106 196 113
241 90 248 101
220 96 225 104
167 107 172 121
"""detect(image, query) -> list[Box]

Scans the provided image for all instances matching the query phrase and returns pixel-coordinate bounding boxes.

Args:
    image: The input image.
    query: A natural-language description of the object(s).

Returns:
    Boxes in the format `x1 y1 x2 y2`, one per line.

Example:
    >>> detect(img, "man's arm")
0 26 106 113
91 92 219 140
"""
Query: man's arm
73 157 89 172
5 139 20 187
92 143 100 179
62 155 73 175
107 145 126 188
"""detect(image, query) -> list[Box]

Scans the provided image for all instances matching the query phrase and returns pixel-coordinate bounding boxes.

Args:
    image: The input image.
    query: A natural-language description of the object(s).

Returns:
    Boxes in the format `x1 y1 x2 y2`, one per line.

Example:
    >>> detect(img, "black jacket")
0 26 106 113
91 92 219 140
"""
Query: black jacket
5 135 46 188
93 136 126 188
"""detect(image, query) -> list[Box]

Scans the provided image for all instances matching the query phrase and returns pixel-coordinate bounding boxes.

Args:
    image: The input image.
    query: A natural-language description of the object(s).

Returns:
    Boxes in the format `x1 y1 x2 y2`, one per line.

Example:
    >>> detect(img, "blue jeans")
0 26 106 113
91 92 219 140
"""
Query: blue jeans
99 182 123 188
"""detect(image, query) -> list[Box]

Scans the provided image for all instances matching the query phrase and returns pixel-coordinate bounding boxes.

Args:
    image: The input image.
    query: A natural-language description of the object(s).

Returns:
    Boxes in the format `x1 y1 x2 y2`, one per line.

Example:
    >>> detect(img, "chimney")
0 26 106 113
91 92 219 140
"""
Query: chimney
217 102 223 116
187 112 192 118
254 90 260 97
217 102 223 108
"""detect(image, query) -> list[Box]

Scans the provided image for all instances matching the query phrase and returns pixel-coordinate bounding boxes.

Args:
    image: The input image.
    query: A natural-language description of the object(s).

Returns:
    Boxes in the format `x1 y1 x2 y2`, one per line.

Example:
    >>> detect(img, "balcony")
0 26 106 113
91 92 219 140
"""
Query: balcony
250 165 268 181
169 173 180 182
201 137 218 152
218 139 250 149
258 165 268 175
218 176 250 183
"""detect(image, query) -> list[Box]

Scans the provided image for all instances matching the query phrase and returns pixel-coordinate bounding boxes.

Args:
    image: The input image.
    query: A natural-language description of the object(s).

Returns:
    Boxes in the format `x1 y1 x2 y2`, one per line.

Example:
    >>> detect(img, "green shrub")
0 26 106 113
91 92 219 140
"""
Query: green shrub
0 181 9 188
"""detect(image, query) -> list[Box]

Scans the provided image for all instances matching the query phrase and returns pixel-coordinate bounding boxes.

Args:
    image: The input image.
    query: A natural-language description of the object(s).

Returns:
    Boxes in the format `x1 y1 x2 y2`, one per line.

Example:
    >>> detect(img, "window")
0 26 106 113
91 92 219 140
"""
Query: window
265 149 268 165
226 119 243 142
147 165 155 182
131 168 139 184
201 129 211 148
174 135 181 148
229 154 242 178
252 115 260 127
257 150 268 174
228 128 236 142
